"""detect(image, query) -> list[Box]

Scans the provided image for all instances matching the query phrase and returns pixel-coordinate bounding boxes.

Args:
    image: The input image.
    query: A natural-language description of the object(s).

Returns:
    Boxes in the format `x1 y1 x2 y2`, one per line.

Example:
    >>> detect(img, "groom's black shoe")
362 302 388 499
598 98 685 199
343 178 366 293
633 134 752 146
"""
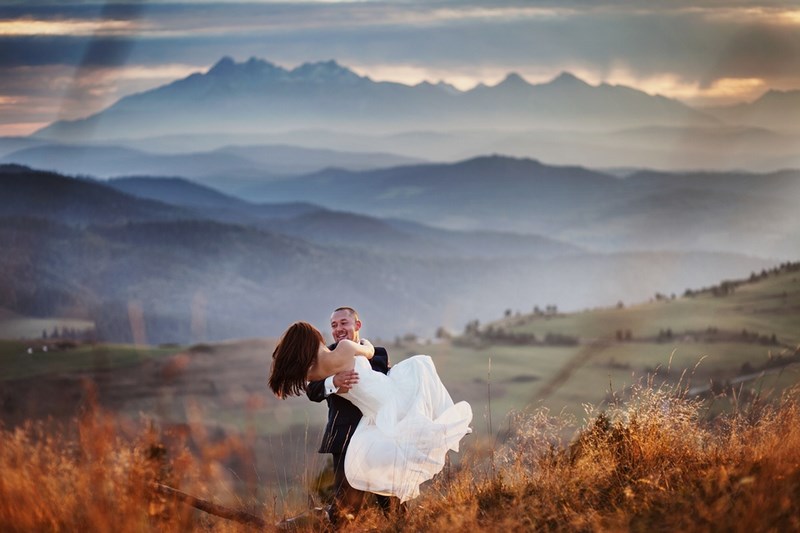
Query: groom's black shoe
376 494 391 515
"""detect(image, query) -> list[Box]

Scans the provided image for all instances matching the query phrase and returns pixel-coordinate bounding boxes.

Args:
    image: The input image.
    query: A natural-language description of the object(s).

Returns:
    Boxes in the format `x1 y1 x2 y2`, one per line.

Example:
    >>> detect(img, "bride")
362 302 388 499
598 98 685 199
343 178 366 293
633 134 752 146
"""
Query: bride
269 321 473 502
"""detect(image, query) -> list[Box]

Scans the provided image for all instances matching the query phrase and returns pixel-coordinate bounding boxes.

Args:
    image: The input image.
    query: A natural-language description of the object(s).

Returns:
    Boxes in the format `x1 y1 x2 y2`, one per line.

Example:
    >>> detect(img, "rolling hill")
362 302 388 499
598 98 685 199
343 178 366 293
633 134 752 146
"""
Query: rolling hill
240 155 625 232
107 174 583 259
0 164 779 343
107 176 321 222
0 164 192 225
0 137 47 159
411 261 800 419
0 142 423 181
234 155 800 258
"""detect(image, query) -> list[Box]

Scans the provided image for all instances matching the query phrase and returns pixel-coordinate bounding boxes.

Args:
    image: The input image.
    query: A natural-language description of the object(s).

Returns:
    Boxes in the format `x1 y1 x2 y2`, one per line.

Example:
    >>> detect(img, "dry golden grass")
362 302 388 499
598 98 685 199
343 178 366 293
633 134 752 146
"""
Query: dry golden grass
0 384 266 533
338 383 800 533
2 383 800 532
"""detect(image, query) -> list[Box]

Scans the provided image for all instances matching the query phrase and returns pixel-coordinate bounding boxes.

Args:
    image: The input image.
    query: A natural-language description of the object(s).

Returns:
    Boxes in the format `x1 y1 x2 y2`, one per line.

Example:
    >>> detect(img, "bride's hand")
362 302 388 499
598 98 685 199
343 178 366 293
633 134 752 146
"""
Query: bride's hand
359 338 375 357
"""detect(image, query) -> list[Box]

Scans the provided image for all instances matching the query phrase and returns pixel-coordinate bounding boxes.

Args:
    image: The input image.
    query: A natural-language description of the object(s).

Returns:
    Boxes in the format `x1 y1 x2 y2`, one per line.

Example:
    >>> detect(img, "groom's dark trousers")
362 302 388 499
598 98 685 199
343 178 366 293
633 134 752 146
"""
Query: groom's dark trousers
306 346 390 522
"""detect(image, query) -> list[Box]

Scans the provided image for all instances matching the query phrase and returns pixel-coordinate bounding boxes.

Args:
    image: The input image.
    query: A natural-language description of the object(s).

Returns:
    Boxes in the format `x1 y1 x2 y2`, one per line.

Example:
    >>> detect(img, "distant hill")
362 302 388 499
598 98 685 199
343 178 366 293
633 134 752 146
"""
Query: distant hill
270 210 585 259
483 126 800 172
212 144 424 175
622 167 800 199
703 89 800 133
0 137 47 158
9 157 795 262
109 176 254 209
0 142 423 181
107 176 321 222
241 155 800 258
108 175 583 259
45 123 800 175
1 144 256 180
0 216 343 342
0 214 775 344
382 218 582 260
0 165 778 343
32 57 718 143
242 155 624 232
437 260 800 421
0 165 190 225
480 261 800 379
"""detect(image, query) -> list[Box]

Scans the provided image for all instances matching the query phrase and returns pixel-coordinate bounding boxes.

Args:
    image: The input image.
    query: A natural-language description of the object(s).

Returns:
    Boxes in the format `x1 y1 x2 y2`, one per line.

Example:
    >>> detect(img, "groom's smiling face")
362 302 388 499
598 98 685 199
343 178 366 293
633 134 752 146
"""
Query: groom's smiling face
331 309 361 343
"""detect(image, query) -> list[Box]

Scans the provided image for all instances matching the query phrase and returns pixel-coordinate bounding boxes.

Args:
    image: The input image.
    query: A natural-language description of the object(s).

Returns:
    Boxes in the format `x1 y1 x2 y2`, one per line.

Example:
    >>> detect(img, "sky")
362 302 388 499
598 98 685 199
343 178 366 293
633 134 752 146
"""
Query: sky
2 0 800 136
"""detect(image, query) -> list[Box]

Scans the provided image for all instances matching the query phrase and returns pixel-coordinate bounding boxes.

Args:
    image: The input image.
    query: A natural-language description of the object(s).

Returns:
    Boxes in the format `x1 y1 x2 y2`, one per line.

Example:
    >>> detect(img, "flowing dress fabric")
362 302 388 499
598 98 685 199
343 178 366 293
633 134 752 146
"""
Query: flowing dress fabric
343 355 472 502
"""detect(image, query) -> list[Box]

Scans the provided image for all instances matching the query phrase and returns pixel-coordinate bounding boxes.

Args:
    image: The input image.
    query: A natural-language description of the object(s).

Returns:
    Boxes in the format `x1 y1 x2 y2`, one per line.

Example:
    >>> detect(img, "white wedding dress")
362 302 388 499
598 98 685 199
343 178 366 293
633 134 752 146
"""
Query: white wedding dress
342 355 473 502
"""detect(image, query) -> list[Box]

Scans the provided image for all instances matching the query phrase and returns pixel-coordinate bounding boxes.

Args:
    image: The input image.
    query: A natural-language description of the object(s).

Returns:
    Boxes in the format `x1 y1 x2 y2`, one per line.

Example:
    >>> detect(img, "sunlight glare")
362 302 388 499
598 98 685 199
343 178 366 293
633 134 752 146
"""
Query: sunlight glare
0 18 139 36
597 67 768 105
103 64 202 81
348 63 508 91
777 9 800 24
0 122 48 136
0 96 22 106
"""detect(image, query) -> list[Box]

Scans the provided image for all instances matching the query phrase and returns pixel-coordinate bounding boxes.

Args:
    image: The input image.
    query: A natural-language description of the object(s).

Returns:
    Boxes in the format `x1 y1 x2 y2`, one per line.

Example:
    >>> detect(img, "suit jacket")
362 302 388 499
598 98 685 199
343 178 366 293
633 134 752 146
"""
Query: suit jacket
306 345 389 454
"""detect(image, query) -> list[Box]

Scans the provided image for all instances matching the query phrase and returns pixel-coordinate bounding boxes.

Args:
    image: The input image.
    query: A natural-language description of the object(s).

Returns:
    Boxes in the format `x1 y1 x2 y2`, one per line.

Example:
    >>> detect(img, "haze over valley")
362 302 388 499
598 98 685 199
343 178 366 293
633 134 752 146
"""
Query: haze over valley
0 157 791 344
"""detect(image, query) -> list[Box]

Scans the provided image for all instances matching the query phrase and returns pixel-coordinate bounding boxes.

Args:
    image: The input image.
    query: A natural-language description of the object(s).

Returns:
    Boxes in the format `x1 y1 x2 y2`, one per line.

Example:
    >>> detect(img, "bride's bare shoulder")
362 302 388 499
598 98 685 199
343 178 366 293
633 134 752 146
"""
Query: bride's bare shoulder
334 339 359 352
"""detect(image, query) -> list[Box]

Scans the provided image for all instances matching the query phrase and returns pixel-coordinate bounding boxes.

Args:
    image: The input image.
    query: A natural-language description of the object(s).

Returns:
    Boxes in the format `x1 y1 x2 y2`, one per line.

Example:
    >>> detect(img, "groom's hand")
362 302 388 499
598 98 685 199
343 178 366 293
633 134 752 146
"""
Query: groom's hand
333 369 359 393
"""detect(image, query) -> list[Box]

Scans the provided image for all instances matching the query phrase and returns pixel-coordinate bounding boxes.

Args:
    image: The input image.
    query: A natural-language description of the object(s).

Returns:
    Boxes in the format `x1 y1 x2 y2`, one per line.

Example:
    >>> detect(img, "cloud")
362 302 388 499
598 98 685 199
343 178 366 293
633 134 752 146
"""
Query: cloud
0 18 140 37
0 62 201 130
1 2 797 80
1 0 800 133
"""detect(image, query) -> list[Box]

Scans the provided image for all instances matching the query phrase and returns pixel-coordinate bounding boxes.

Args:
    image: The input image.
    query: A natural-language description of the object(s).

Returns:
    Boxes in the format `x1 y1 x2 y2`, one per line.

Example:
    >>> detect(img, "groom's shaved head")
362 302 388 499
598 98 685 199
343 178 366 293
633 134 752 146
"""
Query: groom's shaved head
333 306 359 321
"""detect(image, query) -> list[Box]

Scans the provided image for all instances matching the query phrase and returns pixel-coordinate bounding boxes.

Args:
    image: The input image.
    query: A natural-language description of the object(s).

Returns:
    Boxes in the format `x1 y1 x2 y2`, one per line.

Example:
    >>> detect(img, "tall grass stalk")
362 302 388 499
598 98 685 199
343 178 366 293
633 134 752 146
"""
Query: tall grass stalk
2 382 800 531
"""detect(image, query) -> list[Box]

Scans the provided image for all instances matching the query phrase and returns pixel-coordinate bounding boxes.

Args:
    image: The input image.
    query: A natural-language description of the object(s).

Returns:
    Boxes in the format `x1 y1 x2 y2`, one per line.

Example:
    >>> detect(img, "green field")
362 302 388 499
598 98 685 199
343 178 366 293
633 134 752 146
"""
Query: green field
399 264 800 423
491 270 800 347
1 264 798 437
0 339 178 381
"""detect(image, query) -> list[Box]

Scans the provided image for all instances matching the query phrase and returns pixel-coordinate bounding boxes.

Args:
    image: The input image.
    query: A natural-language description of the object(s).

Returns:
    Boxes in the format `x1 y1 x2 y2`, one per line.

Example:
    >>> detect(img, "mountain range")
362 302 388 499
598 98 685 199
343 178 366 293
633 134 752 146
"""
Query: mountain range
0 162 786 343
233 155 800 259
6 149 798 260
105 175 581 259
32 57 722 143
9 56 796 174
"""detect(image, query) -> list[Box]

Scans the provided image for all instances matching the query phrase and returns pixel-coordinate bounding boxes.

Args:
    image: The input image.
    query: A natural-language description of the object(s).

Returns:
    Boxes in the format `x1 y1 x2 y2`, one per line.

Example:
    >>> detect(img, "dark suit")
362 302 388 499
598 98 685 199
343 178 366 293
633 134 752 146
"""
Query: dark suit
306 345 390 520
307 346 389 453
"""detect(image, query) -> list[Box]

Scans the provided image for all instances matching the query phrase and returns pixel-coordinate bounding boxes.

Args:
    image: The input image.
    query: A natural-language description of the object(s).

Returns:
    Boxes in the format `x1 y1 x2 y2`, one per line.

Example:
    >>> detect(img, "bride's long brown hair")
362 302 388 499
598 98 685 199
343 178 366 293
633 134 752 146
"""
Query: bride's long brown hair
269 321 324 398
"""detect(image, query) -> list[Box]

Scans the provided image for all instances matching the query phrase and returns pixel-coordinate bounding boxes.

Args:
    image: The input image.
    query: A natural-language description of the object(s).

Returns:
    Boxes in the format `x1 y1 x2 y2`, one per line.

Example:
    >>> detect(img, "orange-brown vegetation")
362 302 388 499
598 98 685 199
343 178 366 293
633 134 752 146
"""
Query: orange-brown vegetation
2 384 800 532
0 385 261 533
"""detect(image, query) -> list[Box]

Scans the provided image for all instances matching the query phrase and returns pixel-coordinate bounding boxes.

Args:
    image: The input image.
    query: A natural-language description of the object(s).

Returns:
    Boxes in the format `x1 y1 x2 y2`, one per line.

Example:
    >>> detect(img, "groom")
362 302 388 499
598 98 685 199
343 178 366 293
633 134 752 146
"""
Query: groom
306 306 392 523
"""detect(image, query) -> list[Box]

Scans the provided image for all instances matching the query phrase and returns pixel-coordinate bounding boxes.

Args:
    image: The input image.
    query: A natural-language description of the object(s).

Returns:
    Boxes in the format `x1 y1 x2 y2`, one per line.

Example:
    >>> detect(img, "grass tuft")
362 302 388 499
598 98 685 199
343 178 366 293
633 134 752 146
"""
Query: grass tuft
2 383 800 531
